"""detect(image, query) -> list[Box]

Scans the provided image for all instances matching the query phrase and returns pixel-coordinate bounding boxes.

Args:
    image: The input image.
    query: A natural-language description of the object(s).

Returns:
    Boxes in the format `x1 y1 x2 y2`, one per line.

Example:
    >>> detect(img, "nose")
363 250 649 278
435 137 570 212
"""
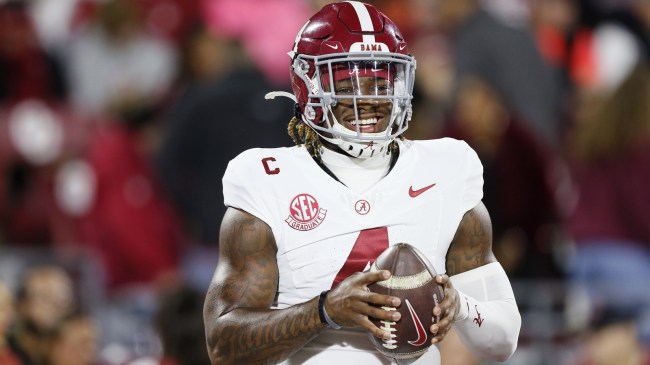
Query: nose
356 96 380 106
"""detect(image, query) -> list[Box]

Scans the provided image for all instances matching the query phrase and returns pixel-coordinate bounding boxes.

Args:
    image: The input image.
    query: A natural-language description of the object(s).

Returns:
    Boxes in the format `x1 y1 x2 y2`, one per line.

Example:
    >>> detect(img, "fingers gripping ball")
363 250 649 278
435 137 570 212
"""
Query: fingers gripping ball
367 243 445 364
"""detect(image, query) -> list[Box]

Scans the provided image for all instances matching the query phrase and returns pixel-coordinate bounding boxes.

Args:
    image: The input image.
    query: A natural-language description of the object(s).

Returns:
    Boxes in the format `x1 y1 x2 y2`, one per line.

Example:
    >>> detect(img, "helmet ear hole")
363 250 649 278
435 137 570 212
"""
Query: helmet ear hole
305 106 316 121
299 60 310 73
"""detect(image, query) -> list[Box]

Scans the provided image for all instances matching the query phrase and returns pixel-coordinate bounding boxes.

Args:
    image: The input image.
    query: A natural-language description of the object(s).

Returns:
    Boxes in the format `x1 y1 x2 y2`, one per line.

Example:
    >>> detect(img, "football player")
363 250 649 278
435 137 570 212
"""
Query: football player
203 2 521 364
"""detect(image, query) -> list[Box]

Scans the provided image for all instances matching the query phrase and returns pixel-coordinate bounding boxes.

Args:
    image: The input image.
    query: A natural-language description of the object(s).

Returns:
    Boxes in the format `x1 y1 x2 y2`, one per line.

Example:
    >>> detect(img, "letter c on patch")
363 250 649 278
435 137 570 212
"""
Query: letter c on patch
262 157 280 175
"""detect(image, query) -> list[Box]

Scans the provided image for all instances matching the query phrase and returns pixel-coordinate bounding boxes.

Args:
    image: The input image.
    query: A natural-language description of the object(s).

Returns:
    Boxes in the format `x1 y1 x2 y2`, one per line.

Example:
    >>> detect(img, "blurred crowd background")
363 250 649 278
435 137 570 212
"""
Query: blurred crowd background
0 0 649 364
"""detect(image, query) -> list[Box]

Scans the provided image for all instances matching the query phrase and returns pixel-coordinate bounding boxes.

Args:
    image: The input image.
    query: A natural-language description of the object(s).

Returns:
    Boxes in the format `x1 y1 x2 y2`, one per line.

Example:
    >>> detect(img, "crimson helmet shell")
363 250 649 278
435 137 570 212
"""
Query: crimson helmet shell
288 1 416 158
290 2 413 118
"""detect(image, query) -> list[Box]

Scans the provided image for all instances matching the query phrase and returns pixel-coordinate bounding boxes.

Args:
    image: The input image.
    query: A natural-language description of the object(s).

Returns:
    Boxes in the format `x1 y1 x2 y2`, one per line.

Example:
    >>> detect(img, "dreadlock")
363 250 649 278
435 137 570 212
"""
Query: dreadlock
287 116 403 161
288 116 323 160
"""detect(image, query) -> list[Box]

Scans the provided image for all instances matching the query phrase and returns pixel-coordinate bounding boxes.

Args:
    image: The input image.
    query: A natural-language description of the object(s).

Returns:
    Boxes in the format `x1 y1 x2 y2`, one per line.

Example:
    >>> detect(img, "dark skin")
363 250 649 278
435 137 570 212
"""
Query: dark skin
329 73 393 135
203 76 497 365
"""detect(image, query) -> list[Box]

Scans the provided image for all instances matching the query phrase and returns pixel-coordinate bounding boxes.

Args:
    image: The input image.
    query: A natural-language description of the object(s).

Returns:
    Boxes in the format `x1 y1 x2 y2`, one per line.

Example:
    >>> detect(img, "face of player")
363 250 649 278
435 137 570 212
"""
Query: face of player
329 76 394 134
321 61 396 135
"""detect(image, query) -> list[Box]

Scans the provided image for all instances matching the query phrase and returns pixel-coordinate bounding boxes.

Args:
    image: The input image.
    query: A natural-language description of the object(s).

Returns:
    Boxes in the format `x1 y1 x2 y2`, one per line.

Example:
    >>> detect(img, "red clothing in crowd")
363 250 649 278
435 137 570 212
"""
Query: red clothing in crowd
569 141 650 247
0 349 22 365
81 124 184 290
444 117 561 278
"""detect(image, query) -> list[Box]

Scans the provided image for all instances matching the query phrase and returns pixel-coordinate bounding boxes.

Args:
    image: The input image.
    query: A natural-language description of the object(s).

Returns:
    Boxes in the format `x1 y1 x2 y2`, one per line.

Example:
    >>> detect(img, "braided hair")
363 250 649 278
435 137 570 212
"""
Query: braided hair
287 116 403 161
288 116 323 160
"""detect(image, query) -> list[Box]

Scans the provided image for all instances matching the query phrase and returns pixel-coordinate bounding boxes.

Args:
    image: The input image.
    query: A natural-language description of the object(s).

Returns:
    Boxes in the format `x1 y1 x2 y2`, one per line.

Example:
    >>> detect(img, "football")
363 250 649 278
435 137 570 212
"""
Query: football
367 243 445 364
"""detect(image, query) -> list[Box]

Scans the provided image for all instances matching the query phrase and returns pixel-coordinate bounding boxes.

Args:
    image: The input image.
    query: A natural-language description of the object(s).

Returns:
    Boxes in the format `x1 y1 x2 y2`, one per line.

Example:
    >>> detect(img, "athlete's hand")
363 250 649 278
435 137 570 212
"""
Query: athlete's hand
324 270 401 340
430 275 459 344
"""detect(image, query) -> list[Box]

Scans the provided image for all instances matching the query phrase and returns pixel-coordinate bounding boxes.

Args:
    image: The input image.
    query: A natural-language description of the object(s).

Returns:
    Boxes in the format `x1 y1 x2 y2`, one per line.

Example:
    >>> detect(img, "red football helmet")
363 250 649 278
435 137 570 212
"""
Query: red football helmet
288 1 416 158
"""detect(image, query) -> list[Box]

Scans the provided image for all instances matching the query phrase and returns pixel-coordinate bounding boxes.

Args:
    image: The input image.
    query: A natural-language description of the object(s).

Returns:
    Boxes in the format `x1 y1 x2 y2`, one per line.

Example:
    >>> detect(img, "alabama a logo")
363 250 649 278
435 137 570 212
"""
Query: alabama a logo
286 194 327 231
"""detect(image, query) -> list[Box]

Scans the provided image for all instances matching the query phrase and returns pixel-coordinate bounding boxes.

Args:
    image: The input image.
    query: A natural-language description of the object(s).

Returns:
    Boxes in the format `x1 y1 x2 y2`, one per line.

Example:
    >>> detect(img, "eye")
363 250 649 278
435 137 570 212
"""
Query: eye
376 85 390 92
335 86 355 95
374 83 392 95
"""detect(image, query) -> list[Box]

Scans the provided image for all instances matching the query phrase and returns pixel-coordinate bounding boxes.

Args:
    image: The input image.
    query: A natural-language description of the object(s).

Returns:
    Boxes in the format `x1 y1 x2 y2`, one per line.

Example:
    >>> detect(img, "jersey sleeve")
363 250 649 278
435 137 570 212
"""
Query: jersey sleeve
222 150 274 227
460 141 484 213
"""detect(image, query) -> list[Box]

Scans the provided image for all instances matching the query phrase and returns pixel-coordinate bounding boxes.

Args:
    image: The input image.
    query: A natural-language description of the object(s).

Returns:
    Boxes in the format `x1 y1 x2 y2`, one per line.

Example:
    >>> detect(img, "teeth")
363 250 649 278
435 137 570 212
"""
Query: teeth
352 117 378 126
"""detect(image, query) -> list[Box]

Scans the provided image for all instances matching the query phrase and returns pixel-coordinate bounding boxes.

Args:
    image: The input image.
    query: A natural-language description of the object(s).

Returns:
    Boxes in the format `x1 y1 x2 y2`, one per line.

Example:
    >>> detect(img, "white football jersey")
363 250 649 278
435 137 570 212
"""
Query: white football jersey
223 138 484 364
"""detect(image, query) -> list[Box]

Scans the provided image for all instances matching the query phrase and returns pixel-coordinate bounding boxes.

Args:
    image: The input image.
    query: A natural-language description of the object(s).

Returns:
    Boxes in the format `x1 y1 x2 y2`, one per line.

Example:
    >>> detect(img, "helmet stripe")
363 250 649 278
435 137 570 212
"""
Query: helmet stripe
346 1 376 44
289 20 310 59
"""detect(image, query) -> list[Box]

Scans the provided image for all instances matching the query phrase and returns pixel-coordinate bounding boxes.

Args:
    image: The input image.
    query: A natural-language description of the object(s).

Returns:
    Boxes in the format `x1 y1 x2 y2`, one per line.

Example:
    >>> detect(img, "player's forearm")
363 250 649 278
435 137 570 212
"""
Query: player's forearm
453 296 521 361
450 262 521 361
205 296 323 365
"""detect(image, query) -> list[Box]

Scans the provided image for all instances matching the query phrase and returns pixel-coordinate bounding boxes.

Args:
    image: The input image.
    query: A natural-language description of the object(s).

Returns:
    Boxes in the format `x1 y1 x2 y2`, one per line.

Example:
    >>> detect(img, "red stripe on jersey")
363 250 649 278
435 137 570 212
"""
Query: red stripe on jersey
332 227 389 287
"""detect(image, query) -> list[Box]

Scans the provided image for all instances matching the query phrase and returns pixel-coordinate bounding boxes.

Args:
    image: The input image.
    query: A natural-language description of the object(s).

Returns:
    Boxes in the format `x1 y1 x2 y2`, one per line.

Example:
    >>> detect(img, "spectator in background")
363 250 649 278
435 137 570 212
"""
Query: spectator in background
66 0 176 116
529 0 579 121
8 266 75 365
47 312 100 365
155 25 233 246
69 104 186 362
200 0 311 86
436 73 564 365
0 1 73 247
403 33 454 141
530 0 579 68
443 75 562 280
156 29 292 247
49 0 187 295
125 0 199 46
566 61 650 365
569 0 650 95
79 106 185 293
430 0 564 148
0 1 67 105
0 279 22 365
154 285 209 365
0 99 90 247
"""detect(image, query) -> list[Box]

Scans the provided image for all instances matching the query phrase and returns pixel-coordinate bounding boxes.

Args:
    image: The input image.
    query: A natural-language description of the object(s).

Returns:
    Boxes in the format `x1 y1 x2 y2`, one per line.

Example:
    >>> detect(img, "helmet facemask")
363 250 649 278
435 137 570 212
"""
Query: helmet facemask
292 52 415 158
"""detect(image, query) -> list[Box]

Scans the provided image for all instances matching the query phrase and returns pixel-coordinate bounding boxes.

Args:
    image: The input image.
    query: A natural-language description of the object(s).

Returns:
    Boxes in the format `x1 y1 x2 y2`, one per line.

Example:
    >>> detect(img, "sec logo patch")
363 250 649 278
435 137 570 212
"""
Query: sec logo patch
285 194 327 231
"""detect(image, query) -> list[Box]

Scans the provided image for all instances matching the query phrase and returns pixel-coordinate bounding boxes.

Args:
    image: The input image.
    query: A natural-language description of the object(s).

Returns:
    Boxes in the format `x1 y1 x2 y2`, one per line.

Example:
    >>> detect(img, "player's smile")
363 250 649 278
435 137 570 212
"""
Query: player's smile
350 116 381 133
345 115 386 133
337 103 392 134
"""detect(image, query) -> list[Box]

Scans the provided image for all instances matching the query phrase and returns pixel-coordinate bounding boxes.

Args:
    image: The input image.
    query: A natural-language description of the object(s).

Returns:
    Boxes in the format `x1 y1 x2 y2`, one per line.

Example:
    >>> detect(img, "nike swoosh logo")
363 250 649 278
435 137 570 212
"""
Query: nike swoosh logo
399 44 407 51
326 44 339 50
405 299 428 346
408 183 436 198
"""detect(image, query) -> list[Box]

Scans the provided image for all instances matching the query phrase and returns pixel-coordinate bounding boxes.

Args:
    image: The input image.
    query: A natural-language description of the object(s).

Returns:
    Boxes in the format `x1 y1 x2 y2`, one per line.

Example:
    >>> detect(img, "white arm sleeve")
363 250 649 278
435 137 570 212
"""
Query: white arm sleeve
450 262 521 362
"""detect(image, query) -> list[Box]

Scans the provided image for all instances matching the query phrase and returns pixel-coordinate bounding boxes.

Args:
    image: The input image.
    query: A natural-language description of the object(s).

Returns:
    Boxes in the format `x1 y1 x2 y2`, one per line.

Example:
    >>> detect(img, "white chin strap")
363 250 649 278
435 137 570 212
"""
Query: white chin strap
318 114 395 159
